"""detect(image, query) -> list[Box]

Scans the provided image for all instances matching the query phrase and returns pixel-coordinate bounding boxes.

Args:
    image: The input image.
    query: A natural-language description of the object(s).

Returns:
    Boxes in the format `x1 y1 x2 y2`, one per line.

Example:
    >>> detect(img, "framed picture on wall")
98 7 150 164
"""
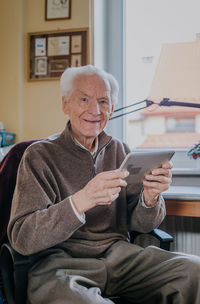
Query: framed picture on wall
28 29 89 81
45 0 71 20
35 57 48 75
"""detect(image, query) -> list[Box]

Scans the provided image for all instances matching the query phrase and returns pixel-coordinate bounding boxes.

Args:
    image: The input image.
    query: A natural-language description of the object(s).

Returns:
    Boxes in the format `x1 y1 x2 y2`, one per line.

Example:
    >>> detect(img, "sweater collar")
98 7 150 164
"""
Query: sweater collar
73 136 98 158
61 121 112 153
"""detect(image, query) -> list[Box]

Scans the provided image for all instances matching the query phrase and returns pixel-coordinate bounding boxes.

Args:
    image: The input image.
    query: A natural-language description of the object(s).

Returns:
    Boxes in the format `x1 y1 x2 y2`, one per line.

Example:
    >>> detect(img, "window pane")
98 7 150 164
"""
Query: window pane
166 118 195 133
125 0 200 153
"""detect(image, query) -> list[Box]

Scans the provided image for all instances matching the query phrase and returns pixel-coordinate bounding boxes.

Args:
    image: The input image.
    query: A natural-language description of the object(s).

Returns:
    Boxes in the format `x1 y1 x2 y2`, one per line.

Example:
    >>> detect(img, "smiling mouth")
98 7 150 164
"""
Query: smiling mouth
84 119 101 123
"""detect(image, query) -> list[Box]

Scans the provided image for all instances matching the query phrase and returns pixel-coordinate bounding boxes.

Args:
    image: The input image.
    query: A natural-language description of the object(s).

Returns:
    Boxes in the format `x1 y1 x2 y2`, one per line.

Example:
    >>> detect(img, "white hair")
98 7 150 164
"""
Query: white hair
60 65 119 105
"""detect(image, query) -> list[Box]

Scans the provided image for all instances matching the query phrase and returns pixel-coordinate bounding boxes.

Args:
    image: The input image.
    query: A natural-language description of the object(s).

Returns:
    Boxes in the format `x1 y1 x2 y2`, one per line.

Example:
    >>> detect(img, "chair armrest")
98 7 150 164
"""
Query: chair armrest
150 228 174 242
129 228 174 251
150 228 174 250
0 243 30 304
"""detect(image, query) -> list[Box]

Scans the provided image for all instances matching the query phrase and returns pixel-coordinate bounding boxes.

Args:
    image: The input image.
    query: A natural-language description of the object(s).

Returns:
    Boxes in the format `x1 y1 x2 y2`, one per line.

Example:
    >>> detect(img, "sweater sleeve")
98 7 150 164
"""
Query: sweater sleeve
7 147 84 256
127 190 166 233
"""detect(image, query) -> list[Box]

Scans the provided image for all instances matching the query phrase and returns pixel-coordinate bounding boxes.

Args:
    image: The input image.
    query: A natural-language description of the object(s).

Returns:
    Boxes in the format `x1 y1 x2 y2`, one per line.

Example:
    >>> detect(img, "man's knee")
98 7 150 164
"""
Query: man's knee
181 254 200 281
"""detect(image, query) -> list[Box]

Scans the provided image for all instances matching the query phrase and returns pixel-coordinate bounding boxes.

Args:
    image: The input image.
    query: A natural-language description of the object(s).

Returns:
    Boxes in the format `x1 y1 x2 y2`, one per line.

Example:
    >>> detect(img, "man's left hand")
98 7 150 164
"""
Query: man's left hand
142 161 172 207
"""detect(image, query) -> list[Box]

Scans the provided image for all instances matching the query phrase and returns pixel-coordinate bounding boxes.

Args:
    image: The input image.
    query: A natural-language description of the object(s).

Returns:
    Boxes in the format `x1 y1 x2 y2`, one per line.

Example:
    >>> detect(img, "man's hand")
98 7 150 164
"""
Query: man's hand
142 161 173 207
72 169 129 214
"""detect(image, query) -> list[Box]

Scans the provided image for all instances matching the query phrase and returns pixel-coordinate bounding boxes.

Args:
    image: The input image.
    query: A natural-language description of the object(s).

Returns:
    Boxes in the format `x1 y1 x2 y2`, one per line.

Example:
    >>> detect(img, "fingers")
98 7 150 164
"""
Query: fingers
143 179 170 193
152 167 172 176
144 174 172 184
144 170 172 188
92 169 129 190
98 169 129 180
148 167 172 179
95 170 128 197
100 178 128 188
162 160 173 169
82 169 129 209
95 187 121 205
95 187 121 199
145 161 172 178
143 162 173 199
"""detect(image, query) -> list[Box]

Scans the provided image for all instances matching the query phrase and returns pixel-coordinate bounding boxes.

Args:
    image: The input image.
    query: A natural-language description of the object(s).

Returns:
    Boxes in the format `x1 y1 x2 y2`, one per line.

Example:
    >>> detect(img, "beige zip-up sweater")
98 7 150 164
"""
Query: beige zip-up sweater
8 124 166 257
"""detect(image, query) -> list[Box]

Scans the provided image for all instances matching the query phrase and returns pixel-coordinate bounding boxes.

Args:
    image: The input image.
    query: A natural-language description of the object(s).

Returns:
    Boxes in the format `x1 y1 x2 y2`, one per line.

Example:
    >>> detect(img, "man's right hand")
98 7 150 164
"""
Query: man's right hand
71 169 129 214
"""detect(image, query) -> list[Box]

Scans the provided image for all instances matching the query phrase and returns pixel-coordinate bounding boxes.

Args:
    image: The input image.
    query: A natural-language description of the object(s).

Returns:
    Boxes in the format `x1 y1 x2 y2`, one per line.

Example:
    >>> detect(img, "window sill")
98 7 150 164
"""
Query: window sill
163 186 200 201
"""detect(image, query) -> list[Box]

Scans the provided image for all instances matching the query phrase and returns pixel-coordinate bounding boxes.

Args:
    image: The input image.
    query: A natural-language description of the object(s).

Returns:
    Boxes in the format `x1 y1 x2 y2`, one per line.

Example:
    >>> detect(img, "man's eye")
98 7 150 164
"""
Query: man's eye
81 98 88 102
99 99 107 104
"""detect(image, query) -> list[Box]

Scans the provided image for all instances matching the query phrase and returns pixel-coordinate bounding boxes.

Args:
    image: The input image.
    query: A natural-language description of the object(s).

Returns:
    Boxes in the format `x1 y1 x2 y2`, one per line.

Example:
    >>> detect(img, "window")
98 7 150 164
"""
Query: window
166 118 195 133
125 0 200 179
92 0 200 183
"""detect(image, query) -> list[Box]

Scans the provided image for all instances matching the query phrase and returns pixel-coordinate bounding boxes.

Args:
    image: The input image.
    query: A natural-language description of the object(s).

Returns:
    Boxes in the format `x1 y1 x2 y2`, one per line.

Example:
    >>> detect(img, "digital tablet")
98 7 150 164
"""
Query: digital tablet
119 150 175 185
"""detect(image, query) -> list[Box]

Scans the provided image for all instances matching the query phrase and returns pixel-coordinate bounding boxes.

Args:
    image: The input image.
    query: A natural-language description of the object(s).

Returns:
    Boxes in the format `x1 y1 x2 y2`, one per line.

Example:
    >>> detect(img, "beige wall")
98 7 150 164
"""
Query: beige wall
0 1 21 138
0 0 90 142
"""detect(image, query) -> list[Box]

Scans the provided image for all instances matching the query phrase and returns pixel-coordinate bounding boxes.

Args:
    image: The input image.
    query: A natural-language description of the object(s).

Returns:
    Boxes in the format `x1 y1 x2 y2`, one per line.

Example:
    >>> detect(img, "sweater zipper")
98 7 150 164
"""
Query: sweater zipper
93 137 112 176
77 137 112 177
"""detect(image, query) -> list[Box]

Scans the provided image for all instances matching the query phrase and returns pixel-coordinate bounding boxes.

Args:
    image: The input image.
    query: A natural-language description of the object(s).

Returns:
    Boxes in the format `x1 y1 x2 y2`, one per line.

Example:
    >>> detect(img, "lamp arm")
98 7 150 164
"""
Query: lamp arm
159 98 200 108
110 106 148 120
113 99 153 113
110 97 200 120
110 99 154 120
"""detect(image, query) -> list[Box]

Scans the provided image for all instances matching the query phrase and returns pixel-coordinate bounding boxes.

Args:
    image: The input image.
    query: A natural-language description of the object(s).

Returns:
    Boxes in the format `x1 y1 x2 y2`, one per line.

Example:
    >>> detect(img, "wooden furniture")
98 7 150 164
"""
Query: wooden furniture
166 199 200 217
163 186 200 217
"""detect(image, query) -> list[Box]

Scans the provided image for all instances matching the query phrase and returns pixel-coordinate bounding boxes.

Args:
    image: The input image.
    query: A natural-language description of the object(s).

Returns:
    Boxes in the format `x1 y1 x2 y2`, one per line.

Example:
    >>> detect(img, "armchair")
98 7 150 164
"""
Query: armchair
0 140 173 304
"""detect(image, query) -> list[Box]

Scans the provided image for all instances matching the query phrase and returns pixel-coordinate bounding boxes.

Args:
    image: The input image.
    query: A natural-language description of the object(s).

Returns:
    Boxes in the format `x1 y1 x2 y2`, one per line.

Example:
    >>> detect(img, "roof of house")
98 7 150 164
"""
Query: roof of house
139 132 200 148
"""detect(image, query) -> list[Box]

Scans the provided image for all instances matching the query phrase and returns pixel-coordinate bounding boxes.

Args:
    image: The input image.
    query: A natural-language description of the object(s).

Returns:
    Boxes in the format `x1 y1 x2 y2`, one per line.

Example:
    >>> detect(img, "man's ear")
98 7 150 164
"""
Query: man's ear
62 96 70 115
108 104 114 119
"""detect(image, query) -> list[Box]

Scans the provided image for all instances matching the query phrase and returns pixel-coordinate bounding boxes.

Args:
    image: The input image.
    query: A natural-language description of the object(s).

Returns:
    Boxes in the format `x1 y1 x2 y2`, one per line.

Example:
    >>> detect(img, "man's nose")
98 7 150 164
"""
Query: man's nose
88 100 101 114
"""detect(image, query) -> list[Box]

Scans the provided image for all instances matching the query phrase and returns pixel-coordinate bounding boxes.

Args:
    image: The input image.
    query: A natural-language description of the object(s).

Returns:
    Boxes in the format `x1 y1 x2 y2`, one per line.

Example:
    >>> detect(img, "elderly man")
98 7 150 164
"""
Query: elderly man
8 65 200 304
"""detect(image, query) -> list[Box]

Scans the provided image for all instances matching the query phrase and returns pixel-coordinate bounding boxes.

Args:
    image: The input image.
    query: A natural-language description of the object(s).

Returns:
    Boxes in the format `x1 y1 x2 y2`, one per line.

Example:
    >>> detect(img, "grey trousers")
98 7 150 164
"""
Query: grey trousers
27 241 200 304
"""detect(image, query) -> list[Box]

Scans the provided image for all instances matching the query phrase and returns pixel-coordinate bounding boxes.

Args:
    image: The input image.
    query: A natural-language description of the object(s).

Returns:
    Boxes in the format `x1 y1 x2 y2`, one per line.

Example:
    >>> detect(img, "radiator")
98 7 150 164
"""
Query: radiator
159 216 200 256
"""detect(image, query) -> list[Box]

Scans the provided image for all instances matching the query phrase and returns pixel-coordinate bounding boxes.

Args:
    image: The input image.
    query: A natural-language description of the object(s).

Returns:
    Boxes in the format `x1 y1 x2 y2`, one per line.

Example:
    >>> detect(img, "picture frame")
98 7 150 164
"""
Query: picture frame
35 57 48 75
45 0 71 21
49 59 69 72
71 35 82 53
71 54 82 67
28 29 89 81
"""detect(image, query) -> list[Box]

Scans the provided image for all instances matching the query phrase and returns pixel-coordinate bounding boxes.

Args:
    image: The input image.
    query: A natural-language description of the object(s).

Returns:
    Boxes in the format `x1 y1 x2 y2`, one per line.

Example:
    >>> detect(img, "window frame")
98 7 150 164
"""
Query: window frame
91 0 126 141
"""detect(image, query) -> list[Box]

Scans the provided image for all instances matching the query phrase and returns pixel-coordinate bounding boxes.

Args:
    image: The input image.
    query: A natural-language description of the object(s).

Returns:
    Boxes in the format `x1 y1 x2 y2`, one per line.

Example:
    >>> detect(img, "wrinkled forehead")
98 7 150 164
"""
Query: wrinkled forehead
72 74 111 97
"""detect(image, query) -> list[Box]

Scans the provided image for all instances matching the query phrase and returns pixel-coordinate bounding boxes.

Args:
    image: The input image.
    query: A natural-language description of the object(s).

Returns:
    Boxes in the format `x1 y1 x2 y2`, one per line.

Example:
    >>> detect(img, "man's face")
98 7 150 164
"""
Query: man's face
62 74 114 146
